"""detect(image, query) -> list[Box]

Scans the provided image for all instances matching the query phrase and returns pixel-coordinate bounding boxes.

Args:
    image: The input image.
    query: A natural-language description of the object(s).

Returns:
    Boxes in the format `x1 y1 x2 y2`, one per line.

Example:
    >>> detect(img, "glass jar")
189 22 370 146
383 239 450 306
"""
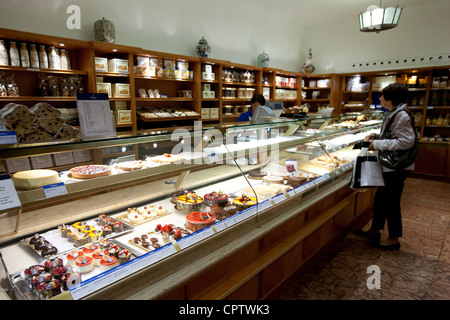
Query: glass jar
54 48 61 69
440 76 448 88
20 43 30 67
0 40 8 65
39 45 48 69
432 77 440 88
60 49 70 70
48 46 59 69
29 44 39 68
9 41 20 66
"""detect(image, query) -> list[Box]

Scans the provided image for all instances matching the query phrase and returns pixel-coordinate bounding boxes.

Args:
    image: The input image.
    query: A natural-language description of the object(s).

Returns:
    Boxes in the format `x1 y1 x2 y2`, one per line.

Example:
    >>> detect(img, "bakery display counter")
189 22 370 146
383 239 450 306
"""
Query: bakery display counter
0 115 381 300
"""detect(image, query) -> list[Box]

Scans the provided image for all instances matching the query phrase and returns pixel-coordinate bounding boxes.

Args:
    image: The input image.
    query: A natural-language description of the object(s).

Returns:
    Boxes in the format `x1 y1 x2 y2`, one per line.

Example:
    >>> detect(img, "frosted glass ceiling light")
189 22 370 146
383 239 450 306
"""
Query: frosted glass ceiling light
359 1 402 33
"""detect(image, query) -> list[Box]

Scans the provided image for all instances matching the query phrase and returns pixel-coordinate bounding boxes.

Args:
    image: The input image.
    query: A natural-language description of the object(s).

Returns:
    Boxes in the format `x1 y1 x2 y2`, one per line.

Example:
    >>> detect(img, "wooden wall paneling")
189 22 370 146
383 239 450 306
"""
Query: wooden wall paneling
354 189 373 217
158 285 187 300
261 210 306 250
187 240 260 299
414 142 448 176
332 192 356 234
306 192 335 222
223 274 260 300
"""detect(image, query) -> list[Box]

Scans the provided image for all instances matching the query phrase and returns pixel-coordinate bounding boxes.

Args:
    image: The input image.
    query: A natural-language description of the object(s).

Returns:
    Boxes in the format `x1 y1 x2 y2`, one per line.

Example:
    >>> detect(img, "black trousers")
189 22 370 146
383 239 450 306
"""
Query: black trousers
371 170 410 238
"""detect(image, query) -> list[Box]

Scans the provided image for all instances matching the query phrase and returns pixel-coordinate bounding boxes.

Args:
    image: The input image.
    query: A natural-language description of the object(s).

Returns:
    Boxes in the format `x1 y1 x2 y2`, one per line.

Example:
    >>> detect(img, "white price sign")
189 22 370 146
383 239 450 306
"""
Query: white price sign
0 174 21 211
43 182 68 198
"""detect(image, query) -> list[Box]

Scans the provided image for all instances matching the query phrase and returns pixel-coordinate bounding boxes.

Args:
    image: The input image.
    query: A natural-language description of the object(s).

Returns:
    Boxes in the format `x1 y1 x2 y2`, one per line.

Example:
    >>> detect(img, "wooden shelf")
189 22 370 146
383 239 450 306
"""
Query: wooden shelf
0 65 88 75
134 75 194 82
0 96 78 101
221 82 257 87
135 97 194 102
96 72 130 78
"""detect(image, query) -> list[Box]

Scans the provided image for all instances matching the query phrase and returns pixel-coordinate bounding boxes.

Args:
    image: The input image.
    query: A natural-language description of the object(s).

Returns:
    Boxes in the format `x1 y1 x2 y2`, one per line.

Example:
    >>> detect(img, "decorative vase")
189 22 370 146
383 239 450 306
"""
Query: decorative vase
94 17 115 43
257 51 270 67
304 64 315 74
195 37 211 58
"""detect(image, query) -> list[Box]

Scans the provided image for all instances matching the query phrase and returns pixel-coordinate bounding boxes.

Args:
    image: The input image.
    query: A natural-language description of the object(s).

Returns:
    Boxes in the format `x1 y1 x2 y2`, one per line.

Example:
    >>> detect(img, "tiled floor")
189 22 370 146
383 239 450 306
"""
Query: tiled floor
279 177 450 300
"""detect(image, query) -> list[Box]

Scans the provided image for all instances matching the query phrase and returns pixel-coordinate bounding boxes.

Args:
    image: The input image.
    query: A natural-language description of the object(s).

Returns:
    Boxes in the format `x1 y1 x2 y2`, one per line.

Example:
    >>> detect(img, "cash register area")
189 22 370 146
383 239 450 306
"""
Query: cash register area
277 177 450 300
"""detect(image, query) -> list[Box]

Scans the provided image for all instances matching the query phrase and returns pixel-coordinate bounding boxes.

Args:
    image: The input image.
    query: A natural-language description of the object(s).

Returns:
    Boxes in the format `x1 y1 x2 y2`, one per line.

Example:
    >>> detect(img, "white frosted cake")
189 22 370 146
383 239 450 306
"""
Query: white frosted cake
12 169 60 190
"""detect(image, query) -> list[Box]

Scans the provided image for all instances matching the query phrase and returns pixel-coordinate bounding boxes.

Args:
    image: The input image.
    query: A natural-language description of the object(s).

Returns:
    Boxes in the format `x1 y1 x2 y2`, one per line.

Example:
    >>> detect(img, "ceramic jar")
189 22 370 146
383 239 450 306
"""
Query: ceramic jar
257 52 270 67
0 40 8 65
195 37 211 58
9 41 20 66
29 44 39 68
39 45 48 69
94 17 116 43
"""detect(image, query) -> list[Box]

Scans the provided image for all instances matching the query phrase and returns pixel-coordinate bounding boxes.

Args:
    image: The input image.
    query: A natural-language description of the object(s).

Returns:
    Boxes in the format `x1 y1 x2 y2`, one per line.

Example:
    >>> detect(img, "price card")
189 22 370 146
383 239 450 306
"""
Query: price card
211 220 227 233
234 206 257 223
257 199 273 212
222 215 237 228
271 193 286 204
0 131 17 145
43 182 68 198
0 174 21 211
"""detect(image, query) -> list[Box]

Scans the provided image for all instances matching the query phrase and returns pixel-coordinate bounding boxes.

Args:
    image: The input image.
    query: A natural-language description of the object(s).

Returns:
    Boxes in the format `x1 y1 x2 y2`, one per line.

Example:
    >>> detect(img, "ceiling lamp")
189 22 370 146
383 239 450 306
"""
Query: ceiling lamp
359 1 402 33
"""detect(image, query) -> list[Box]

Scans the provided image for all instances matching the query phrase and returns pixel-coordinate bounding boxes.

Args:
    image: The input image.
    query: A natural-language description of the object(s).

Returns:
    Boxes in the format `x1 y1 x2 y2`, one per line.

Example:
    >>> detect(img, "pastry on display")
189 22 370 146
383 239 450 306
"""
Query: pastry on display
74 234 89 247
89 229 102 242
66 250 84 266
37 278 61 300
73 221 87 230
102 225 112 236
268 171 290 180
31 272 52 291
96 215 108 226
108 244 120 258
150 153 184 164
171 189 196 204
209 203 237 220
286 176 307 187
24 265 45 286
99 238 110 250
203 191 228 207
29 234 44 247
263 175 284 184
92 250 109 266
69 165 112 179
185 212 216 232
99 255 118 272
75 256 94 274
117 160 146 171
126 209 145 223
82 244 99 257
112 221 123 232
176 193 203 212
41 244 58 258
52 265 74 280
0 103 37 123
248 170 267 180
53 123 81 141
11 169 60 190
81 225 95 235
44 258 64 274
60 272 81 291
118 249 131 264
233 196 257 211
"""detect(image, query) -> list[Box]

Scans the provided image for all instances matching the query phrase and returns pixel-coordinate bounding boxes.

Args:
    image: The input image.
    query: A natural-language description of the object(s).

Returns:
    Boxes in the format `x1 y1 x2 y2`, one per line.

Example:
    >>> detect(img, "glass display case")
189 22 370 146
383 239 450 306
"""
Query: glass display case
0 113 382 300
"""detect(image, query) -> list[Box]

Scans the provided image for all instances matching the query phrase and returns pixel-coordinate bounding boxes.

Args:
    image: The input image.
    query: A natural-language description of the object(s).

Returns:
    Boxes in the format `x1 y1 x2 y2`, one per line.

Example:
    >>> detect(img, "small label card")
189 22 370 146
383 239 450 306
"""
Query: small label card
43 182 68 198
0 174 21 211
0 131 17 145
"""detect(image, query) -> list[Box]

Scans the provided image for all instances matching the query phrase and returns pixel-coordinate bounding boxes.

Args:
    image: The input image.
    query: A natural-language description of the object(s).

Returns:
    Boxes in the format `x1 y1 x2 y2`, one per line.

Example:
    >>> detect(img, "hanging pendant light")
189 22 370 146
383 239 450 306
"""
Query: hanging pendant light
359 1 403 33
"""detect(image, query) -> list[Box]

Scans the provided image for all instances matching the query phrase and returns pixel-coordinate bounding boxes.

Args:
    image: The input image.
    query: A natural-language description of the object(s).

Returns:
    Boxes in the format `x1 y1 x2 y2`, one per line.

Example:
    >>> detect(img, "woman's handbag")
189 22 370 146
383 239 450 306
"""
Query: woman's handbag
378 110 419 170
350 148 385 189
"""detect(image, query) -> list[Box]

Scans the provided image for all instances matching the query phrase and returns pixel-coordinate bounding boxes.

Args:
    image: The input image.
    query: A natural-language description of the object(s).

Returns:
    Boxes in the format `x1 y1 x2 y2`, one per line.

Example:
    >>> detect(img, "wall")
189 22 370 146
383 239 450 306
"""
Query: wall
0 0 305 72
302 0 450 74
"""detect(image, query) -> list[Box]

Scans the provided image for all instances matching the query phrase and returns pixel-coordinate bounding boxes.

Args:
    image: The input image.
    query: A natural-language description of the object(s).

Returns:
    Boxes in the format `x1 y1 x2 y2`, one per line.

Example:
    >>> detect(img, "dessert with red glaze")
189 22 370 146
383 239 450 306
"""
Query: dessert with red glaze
99 238 110 250
92 250 109 266
66 250 84 266
185 212 216 232
203 191 228 207
108 244 120 258
52 265 73 280
31 272 52 291
82 244 99 257
118 249 131 263
75 256 94 273
99 255 118 271
24 265 45 286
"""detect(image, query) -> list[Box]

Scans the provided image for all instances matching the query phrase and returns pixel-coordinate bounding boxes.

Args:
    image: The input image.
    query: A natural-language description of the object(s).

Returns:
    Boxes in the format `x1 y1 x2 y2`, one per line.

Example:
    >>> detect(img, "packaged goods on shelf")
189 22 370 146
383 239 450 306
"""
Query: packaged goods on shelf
95 57 108 72
96 82 111 96
210 108 219 119
115 110 132 124
108 58 129 73
111 83 130 97
201 108 210 119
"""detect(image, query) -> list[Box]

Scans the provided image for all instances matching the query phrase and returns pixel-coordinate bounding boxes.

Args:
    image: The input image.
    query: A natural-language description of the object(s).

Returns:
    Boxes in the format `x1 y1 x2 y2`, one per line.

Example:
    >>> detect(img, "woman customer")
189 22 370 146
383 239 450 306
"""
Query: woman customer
354 83 416 250
237 93 266 122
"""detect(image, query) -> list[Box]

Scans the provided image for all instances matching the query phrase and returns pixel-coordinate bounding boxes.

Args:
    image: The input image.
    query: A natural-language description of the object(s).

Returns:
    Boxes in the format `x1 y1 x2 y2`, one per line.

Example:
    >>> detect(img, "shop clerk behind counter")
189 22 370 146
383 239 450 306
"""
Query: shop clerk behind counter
237 94 274 122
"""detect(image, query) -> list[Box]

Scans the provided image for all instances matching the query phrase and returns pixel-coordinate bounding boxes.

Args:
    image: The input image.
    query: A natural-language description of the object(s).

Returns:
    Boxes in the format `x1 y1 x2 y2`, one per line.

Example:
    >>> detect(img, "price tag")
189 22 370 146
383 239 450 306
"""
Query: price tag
0 131 18 145
257 199 273 212
43 182 68 198
271 193 286 204
211 220 227 233
177 228 214 250
222 215 237 228
0 174 21 211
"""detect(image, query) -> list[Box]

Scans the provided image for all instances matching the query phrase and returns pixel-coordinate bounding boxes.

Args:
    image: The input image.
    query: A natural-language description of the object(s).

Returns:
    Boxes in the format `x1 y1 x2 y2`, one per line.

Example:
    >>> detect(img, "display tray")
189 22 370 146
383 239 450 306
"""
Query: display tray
126 224 191 252
19 217 134 260
10 239 140 300
115 205 172 226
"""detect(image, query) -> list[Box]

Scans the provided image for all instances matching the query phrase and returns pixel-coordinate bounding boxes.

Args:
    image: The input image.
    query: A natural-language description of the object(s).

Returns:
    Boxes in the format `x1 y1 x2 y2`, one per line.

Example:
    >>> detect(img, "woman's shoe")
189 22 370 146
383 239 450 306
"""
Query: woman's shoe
353 228 381 241
378 237 401 250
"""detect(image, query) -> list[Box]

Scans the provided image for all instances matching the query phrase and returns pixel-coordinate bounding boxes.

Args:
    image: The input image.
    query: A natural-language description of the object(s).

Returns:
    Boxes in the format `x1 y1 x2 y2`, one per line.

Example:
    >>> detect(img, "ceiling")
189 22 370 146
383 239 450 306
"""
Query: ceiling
238 0 445 26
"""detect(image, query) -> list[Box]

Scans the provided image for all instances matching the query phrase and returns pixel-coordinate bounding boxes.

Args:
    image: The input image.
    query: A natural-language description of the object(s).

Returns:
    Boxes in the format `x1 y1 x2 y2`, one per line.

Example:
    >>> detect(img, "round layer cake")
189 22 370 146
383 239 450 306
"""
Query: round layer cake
248 170 267 180
176 193 203 212
66 250 84 266
70 165 111 179
185 212 216 232
263 175 284 184
171 189 195 204
210 203 237 220
12 169 60 190
203 191 228 207
99 255 118 272
117 160 146 171
233 196 257 211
